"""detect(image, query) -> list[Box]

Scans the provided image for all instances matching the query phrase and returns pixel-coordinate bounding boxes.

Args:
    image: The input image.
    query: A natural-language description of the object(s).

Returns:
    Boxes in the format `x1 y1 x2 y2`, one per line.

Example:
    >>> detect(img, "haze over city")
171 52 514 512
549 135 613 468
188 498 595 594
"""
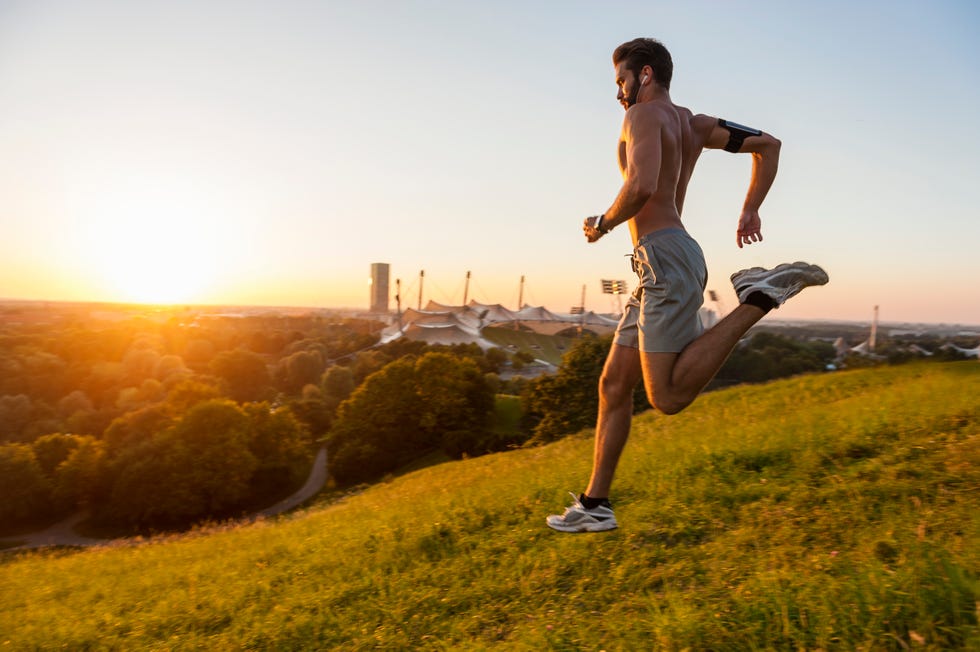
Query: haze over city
1 1 978 324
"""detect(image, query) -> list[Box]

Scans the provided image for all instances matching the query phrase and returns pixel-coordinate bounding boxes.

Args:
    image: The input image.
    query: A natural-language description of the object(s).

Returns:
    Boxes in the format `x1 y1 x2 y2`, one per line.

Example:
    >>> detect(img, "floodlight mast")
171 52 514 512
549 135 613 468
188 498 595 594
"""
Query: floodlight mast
514 275 525 331
396 278 403 333
601 279 628 314
870 305 879 352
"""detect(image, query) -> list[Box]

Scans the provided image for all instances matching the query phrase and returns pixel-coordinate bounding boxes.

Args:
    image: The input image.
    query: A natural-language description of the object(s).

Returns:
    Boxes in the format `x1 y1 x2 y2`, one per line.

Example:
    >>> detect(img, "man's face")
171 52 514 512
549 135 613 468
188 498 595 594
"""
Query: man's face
614 62 639 111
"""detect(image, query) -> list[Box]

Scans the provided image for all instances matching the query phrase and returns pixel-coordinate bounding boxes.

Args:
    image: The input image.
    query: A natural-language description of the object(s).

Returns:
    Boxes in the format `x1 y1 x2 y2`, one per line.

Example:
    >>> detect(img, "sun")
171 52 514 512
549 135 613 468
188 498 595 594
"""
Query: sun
100 231 217 305
83 180 228 305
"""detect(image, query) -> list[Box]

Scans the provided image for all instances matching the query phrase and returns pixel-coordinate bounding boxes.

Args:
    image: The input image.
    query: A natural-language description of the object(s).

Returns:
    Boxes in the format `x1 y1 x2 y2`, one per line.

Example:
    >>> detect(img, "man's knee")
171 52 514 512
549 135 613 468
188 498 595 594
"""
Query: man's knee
647 390 690 416
599 368 634 404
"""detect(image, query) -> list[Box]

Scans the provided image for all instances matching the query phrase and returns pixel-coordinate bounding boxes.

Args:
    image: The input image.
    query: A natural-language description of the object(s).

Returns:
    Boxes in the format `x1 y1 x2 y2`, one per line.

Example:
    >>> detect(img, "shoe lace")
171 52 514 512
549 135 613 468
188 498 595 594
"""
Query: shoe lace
563 491 584 514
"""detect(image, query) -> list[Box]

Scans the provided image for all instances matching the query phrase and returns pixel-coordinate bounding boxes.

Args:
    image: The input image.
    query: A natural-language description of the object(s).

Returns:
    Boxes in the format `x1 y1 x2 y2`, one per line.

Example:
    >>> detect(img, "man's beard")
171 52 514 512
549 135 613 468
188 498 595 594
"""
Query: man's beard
624 83 640 109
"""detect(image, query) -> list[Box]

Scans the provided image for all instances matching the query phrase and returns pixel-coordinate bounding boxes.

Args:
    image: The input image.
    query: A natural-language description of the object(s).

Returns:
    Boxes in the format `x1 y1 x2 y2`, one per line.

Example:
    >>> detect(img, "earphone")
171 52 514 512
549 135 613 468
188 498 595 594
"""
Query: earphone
641 75 649 84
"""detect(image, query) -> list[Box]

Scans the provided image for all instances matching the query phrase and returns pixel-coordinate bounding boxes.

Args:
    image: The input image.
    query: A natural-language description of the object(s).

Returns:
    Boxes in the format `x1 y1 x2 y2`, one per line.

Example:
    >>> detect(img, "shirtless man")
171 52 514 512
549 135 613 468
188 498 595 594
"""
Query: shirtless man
547 38 828 533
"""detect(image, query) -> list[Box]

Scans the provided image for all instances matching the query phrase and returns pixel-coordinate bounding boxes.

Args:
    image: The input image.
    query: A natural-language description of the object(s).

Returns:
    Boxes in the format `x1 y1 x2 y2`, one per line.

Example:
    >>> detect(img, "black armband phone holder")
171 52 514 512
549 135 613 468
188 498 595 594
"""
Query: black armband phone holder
718 118 762 153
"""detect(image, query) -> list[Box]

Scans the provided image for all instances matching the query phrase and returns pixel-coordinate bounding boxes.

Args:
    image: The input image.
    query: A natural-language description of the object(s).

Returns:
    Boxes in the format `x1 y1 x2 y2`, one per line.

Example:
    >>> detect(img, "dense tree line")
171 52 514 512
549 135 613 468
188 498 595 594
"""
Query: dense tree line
0 311 379 531
0 309 528 529
521 331 839 443
327 352 500 485
5 303 949 531
710 332 836 387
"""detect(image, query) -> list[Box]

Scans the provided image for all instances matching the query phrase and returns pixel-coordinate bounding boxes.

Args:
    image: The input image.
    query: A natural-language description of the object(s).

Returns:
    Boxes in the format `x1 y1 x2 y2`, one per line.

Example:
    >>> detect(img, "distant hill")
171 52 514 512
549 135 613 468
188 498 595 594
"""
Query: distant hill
1 362 978 649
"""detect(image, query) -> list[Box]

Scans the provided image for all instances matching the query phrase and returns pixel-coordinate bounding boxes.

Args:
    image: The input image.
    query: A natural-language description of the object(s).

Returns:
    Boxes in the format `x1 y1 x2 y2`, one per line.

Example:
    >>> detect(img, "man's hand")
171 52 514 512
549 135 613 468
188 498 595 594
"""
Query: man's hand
737 209 763 248
583 215 604 243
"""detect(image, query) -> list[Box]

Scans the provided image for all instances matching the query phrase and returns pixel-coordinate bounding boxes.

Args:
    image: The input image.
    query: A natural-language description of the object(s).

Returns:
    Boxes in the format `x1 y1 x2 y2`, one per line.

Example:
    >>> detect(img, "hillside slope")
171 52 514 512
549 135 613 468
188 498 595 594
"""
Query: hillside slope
2 363 978 650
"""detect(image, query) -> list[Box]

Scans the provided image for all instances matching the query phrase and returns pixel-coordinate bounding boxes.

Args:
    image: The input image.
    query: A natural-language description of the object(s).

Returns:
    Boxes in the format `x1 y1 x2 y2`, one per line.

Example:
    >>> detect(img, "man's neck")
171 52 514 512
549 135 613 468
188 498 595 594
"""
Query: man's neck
639 86 671 105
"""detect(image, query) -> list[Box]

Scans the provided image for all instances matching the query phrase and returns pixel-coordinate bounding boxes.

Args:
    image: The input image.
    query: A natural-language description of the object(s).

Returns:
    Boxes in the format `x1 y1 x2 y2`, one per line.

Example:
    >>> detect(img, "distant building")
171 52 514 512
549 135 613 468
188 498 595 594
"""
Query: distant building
370 263 390 314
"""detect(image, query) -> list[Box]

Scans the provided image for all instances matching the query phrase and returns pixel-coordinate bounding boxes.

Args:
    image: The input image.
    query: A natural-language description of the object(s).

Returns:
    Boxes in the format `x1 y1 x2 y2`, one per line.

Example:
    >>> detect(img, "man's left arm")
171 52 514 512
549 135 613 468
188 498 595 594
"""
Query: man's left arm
584 108 662 243
702 117 782 248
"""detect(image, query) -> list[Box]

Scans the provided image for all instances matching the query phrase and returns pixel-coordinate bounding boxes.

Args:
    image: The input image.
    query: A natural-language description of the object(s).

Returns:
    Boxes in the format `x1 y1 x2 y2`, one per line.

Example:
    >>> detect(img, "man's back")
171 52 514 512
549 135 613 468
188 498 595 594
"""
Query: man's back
620 100 712 243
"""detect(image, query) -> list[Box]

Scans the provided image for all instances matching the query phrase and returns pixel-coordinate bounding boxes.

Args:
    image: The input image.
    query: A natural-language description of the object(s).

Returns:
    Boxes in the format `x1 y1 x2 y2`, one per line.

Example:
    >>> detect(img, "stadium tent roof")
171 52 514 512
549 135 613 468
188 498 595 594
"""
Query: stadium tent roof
514 305 562 322
400 307 481 330
578 311 620 328
385 300 628 343
424 300 470 314
466 300 518 324
941 343 980 358
401 322 493 348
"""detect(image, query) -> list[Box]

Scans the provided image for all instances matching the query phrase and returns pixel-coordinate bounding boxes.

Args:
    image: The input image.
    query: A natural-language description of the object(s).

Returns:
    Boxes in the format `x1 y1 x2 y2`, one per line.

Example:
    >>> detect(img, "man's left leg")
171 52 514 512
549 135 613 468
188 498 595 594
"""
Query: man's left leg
641 302 766 414
642 261 830 414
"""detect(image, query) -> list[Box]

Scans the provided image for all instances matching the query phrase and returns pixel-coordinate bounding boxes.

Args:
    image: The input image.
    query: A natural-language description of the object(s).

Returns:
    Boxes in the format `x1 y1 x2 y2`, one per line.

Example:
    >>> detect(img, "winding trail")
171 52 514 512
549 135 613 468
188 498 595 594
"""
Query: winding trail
1 447 328 553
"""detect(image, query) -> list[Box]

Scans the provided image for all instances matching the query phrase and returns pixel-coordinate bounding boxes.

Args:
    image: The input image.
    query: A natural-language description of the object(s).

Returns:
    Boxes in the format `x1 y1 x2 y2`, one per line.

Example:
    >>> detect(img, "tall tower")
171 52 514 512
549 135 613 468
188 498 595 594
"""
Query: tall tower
370 263 390 313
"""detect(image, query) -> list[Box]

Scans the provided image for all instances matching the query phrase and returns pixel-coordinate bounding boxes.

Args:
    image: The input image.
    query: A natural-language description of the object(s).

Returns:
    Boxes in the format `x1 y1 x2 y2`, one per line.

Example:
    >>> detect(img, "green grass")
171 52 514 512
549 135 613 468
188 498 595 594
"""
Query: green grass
482 327 576 366
2 362 979 650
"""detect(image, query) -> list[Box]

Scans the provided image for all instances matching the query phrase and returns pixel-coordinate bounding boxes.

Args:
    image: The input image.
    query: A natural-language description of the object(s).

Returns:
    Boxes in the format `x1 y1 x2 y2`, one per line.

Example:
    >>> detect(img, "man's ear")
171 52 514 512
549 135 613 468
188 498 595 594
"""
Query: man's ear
641 65 654 85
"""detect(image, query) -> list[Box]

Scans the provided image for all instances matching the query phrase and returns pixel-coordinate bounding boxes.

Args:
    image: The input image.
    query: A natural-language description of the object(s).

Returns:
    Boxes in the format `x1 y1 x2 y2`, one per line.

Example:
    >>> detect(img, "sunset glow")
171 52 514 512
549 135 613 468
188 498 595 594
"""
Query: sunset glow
82 179 225 305
1 2 978 322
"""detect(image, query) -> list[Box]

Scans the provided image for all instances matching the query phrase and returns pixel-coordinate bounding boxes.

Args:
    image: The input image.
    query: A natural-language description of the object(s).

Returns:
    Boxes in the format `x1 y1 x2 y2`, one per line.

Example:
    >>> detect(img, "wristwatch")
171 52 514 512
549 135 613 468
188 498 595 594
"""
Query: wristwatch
595 214 610 234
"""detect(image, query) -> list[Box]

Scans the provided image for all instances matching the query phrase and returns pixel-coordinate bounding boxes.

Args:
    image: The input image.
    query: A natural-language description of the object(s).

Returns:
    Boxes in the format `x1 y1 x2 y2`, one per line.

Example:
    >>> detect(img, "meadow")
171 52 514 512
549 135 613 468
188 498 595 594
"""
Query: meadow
1 362 978 650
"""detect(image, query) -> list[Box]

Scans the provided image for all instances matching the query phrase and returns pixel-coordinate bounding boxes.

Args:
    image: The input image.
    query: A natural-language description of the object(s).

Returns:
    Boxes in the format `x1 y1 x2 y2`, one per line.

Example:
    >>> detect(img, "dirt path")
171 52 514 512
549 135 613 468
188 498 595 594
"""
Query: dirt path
1 447 328 552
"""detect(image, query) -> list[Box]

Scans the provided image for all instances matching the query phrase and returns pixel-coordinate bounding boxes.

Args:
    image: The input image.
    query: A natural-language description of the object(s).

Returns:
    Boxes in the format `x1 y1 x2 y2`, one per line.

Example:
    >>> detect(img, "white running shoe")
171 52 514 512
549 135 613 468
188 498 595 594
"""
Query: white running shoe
730 262 829 307
546 493 618 533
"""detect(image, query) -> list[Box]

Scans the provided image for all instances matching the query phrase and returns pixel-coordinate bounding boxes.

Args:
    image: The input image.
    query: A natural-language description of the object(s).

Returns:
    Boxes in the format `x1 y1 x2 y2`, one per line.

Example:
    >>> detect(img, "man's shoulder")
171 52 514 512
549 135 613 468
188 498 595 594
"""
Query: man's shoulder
689 113 718 135
624 101 679 131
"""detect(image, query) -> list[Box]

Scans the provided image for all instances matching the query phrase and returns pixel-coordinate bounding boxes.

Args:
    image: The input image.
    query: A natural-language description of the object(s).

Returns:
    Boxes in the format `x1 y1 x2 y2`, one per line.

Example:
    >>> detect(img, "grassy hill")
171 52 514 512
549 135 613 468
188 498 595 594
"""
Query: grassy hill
2 363 978 650
482 326 576 366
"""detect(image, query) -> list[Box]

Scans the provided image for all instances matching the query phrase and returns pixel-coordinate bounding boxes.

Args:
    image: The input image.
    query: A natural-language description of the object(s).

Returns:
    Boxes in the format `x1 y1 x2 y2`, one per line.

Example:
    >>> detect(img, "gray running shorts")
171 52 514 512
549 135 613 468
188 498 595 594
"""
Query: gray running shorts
613 227 707 353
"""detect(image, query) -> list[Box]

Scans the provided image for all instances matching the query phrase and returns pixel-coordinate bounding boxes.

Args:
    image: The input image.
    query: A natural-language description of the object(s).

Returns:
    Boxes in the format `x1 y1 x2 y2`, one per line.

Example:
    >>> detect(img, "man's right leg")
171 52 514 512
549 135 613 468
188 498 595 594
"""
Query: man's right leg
585 343 643 499
546 343 641 533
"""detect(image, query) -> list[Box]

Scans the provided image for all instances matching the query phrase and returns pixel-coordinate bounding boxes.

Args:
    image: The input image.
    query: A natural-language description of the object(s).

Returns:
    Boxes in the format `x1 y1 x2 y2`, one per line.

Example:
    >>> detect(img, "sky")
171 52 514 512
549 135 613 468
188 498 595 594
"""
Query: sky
1 0 979 324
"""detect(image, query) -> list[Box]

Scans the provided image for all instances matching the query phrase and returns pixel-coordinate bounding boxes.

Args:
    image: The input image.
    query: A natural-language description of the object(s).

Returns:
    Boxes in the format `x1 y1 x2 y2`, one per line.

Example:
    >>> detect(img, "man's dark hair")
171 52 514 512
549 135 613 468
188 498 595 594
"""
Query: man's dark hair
613 38 673 91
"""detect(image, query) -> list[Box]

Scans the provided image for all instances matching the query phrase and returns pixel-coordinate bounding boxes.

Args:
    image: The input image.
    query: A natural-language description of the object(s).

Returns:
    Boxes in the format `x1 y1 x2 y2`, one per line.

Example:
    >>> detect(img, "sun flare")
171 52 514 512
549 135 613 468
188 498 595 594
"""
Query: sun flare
83 180 228 305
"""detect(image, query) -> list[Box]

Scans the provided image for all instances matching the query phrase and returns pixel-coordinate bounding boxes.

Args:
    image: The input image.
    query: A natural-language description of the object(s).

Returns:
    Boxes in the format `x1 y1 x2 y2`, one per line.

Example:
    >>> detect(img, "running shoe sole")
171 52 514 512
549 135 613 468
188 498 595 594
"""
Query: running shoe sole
546 516 618 533
730 261 829 307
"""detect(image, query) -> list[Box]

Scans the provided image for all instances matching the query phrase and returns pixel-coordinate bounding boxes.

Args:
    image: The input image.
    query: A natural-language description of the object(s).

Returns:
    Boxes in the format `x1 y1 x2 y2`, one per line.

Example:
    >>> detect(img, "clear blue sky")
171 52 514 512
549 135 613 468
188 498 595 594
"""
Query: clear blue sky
1 0 978 323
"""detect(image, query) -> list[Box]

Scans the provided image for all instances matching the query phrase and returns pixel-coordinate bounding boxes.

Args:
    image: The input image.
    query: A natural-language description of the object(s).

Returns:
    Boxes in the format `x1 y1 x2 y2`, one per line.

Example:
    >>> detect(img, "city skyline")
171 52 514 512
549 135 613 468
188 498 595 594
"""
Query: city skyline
2 1 979 324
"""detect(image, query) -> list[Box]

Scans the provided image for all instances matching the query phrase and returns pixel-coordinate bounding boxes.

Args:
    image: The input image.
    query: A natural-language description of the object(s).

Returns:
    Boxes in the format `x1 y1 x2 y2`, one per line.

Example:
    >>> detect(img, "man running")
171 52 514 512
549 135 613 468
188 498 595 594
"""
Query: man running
547 38 828 533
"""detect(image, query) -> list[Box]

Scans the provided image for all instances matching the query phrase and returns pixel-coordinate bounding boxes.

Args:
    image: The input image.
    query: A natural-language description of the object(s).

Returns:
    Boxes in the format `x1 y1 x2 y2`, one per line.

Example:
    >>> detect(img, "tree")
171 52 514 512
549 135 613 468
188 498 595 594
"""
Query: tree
106 400 258 527
521 336 614 443
328 353 497 485
183 338 216 368
328 358 424 486
714 332 834 385
0 394 33 443
321 365 355 413
52 437 107 510
57 390 94 418
286 392 333 441
103 404 174 454
520 336 652 444
122 346 160 385
282 350 325 394
415 352 494 457
350 350 392 383
242 403 311 494
0 443 51 522
167 400 257 512
32 433 82 478
153 354 190 382
209 349 272 402
165 378 222 413
485 347 509 372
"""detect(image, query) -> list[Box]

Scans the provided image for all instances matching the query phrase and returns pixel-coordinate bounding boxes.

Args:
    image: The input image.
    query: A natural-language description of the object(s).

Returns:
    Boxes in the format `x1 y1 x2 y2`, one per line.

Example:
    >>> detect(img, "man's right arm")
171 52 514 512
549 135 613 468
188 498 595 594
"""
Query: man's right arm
694 114 781 248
